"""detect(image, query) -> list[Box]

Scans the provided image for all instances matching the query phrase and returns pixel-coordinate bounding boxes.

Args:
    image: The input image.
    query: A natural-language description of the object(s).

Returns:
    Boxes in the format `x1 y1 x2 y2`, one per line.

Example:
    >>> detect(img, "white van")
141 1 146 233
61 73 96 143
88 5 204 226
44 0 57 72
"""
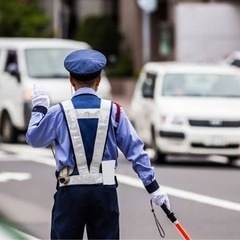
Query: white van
130 62 240 164
0 38 112 143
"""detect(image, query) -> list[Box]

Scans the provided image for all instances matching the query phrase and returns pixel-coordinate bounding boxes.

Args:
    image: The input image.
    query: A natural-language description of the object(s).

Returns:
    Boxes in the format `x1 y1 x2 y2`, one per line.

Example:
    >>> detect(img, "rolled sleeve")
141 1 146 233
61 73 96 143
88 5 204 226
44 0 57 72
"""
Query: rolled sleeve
32 106 48 115
26 105 61 148
115 105 158 190
145 180 159 193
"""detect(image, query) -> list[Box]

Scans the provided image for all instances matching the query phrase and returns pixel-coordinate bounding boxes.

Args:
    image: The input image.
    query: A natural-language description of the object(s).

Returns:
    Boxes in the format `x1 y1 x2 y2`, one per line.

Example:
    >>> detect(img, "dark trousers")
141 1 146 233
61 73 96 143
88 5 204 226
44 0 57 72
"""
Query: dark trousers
51 184 119 239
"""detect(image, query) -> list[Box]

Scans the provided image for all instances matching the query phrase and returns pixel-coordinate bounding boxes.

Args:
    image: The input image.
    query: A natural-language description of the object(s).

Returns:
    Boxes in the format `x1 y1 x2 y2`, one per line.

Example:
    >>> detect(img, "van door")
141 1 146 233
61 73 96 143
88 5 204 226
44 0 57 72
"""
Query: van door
135 71 157 145
0 49 22 142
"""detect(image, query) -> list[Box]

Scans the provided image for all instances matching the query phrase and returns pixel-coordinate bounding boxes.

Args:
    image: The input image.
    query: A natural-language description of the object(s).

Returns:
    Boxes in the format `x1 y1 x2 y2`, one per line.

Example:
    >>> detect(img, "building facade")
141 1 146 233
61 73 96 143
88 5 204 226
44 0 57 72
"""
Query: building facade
38 0 240 73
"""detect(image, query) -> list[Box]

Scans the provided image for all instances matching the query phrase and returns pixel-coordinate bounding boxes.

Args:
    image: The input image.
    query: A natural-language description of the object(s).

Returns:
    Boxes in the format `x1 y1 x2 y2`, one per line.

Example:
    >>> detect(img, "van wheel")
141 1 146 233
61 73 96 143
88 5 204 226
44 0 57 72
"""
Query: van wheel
151 127 166 164
0 113 18 143
227 156 239 164
153 150 166 164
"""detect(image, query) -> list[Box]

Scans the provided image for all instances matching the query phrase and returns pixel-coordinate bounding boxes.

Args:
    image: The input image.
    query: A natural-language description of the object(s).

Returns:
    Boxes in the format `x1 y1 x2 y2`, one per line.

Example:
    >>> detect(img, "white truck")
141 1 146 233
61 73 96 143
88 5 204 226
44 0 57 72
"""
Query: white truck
0 38 112 143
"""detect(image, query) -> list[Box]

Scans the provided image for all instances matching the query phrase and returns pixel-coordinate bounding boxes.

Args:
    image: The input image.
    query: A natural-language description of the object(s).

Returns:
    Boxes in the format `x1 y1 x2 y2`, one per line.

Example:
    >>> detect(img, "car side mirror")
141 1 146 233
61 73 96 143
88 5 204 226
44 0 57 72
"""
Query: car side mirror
7 64 21 83
142 89 154 98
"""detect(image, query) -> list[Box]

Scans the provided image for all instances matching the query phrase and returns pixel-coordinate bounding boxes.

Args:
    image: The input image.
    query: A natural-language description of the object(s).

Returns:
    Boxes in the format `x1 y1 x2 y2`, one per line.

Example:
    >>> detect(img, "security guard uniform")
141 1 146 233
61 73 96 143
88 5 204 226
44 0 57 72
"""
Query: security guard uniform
26 49 163 240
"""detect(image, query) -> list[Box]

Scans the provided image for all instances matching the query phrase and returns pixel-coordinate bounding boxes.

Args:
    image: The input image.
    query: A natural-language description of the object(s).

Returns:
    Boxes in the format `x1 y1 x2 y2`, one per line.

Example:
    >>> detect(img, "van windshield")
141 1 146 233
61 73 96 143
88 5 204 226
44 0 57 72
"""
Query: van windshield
162 73 240 98
25 48 76 78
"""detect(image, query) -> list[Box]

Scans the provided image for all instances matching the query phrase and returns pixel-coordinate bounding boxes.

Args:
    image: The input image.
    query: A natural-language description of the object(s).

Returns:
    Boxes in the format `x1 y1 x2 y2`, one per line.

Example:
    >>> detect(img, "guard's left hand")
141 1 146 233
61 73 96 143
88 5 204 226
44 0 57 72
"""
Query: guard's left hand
32 84 50 108
151 188 170 210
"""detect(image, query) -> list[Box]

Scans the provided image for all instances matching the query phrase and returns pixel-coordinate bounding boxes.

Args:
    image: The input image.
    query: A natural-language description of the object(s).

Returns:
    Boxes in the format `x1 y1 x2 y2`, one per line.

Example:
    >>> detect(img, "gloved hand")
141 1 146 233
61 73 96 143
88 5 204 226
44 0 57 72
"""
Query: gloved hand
32 84 50 108
151 188 170 210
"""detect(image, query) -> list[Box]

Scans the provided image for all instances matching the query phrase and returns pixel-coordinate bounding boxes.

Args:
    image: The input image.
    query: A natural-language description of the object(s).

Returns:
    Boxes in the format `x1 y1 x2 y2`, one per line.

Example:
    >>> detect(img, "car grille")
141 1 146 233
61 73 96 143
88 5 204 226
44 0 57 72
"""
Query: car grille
159 131 185 139
189 119 240 128
191 143 239 149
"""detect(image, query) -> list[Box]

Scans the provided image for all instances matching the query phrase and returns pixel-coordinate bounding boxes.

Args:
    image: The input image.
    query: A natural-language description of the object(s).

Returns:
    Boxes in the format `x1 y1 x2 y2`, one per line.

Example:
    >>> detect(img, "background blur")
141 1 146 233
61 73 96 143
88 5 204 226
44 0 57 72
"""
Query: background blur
1 0 240 77
0 1 240 239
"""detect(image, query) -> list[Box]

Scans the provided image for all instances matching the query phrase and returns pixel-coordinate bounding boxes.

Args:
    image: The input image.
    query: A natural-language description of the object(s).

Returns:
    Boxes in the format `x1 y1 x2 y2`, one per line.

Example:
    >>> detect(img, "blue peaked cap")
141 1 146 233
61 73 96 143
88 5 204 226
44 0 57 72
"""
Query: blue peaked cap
64 49 107 81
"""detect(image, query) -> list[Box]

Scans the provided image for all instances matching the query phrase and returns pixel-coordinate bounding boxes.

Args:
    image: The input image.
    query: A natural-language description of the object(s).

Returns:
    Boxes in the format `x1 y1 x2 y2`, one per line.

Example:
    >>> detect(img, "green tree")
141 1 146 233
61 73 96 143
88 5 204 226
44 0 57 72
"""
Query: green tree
75 15 121 58
0 0 50 37
75 15 133 77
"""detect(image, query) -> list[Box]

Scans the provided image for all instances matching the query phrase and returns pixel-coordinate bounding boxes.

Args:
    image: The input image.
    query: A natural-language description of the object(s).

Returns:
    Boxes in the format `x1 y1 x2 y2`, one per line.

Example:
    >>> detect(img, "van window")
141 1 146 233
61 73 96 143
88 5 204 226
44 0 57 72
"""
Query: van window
4 50 18 73
141 72 156 98
162 73 240 97
25 48 76 78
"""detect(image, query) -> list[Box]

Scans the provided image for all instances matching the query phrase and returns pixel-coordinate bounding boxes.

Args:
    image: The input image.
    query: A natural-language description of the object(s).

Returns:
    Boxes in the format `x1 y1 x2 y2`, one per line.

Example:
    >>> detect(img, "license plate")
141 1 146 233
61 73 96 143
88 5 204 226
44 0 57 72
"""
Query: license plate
203 135 226 146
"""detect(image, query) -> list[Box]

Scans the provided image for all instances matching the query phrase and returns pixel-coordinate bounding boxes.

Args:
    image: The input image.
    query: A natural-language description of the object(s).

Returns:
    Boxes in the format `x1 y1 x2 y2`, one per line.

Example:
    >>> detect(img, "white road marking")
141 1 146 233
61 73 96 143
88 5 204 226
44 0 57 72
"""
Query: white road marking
0 172 31 182
1 144 240 212
116 174 240 212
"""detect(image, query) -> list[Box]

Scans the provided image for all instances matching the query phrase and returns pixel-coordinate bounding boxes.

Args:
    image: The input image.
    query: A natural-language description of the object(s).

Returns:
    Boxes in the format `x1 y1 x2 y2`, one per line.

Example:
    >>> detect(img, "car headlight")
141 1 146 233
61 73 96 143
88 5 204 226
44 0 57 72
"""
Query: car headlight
160 115 187 125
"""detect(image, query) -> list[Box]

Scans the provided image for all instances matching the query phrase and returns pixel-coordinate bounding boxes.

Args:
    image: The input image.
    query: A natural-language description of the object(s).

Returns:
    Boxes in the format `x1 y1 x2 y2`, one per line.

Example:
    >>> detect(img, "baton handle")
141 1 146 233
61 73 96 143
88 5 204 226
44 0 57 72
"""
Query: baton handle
161 203 192 240
161 203 177 223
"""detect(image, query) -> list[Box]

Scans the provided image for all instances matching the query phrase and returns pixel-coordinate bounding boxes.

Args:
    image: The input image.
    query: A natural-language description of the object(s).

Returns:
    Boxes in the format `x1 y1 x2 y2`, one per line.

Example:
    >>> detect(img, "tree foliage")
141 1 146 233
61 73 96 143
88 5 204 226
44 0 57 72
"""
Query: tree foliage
75 15 122 58
75 15 133 76
0 0 51 37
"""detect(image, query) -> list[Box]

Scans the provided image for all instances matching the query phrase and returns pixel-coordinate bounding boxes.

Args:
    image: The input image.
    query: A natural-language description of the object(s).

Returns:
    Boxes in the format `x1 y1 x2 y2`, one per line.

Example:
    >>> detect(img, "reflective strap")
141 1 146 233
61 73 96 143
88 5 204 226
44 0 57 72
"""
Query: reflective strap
75 108 101 119
90 100 111 173
59 173 103 187
61 99 112 182
61 100 88 174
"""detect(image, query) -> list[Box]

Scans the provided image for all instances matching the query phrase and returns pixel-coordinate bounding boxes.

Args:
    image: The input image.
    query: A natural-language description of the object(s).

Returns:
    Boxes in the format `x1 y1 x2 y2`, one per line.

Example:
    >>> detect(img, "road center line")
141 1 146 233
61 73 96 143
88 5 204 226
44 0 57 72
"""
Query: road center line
116 174 240 212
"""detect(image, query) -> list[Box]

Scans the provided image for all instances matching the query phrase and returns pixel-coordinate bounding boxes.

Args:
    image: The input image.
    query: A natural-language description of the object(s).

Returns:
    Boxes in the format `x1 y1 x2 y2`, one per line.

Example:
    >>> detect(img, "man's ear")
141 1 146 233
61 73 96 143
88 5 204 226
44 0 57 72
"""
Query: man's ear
70 75 76 88
96 75 101 87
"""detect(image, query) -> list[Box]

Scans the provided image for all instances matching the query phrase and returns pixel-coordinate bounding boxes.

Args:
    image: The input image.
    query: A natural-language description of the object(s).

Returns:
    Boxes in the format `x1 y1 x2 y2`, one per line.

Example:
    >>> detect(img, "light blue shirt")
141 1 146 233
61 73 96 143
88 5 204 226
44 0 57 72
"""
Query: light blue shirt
26 87 158 190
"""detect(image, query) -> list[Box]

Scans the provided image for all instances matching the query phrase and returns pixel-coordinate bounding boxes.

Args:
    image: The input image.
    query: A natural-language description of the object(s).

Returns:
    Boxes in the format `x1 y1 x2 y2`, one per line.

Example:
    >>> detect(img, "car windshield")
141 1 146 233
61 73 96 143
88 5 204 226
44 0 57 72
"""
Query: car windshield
25 48 76 78
162 73 240 98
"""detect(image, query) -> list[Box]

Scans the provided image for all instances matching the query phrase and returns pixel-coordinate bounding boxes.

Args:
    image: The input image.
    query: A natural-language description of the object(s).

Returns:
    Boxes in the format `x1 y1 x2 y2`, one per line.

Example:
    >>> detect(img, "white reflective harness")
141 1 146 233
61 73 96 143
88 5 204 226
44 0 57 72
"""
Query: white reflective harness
60 99 114 186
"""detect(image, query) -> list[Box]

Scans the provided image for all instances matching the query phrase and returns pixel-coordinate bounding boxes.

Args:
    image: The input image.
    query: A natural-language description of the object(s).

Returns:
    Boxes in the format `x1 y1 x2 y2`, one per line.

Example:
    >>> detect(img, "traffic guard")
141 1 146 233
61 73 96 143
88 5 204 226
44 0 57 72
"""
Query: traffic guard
26 49 170 239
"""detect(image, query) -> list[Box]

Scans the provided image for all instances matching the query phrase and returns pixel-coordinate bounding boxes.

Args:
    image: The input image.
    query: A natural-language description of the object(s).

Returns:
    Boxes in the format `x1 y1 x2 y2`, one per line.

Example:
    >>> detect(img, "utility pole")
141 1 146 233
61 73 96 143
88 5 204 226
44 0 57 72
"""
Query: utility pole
53 0 62 38
136 0 158 64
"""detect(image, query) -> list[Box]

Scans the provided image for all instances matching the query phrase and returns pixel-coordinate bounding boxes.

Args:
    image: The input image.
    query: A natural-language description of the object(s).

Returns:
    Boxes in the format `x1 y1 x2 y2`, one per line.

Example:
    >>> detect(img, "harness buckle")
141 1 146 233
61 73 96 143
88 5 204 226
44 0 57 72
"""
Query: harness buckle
58 176 70 184
58 166 73 185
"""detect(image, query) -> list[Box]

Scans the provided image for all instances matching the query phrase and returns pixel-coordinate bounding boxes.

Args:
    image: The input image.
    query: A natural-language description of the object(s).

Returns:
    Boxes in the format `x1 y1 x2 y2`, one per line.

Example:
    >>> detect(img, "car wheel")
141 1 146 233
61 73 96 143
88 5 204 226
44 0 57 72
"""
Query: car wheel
154 150 166 164
0 113 18 143
151 127 166 164
227 156 239 164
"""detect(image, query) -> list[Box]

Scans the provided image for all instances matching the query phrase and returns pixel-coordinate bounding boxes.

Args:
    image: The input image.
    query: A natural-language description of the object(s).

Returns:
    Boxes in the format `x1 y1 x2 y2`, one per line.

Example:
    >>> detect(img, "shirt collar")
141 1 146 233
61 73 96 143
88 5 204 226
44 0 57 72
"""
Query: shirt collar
73 87 97 97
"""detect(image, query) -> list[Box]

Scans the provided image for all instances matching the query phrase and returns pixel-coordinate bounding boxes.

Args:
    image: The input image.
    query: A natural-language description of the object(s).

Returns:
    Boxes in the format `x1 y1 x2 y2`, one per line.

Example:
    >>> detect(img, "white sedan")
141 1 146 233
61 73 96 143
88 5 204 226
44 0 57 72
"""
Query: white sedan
129 62 240 163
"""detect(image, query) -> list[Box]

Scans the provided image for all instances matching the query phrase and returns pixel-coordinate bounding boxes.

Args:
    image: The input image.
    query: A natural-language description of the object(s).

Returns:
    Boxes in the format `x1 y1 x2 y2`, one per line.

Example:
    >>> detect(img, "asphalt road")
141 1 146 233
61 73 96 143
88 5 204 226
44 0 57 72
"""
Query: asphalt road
0 143 240 239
